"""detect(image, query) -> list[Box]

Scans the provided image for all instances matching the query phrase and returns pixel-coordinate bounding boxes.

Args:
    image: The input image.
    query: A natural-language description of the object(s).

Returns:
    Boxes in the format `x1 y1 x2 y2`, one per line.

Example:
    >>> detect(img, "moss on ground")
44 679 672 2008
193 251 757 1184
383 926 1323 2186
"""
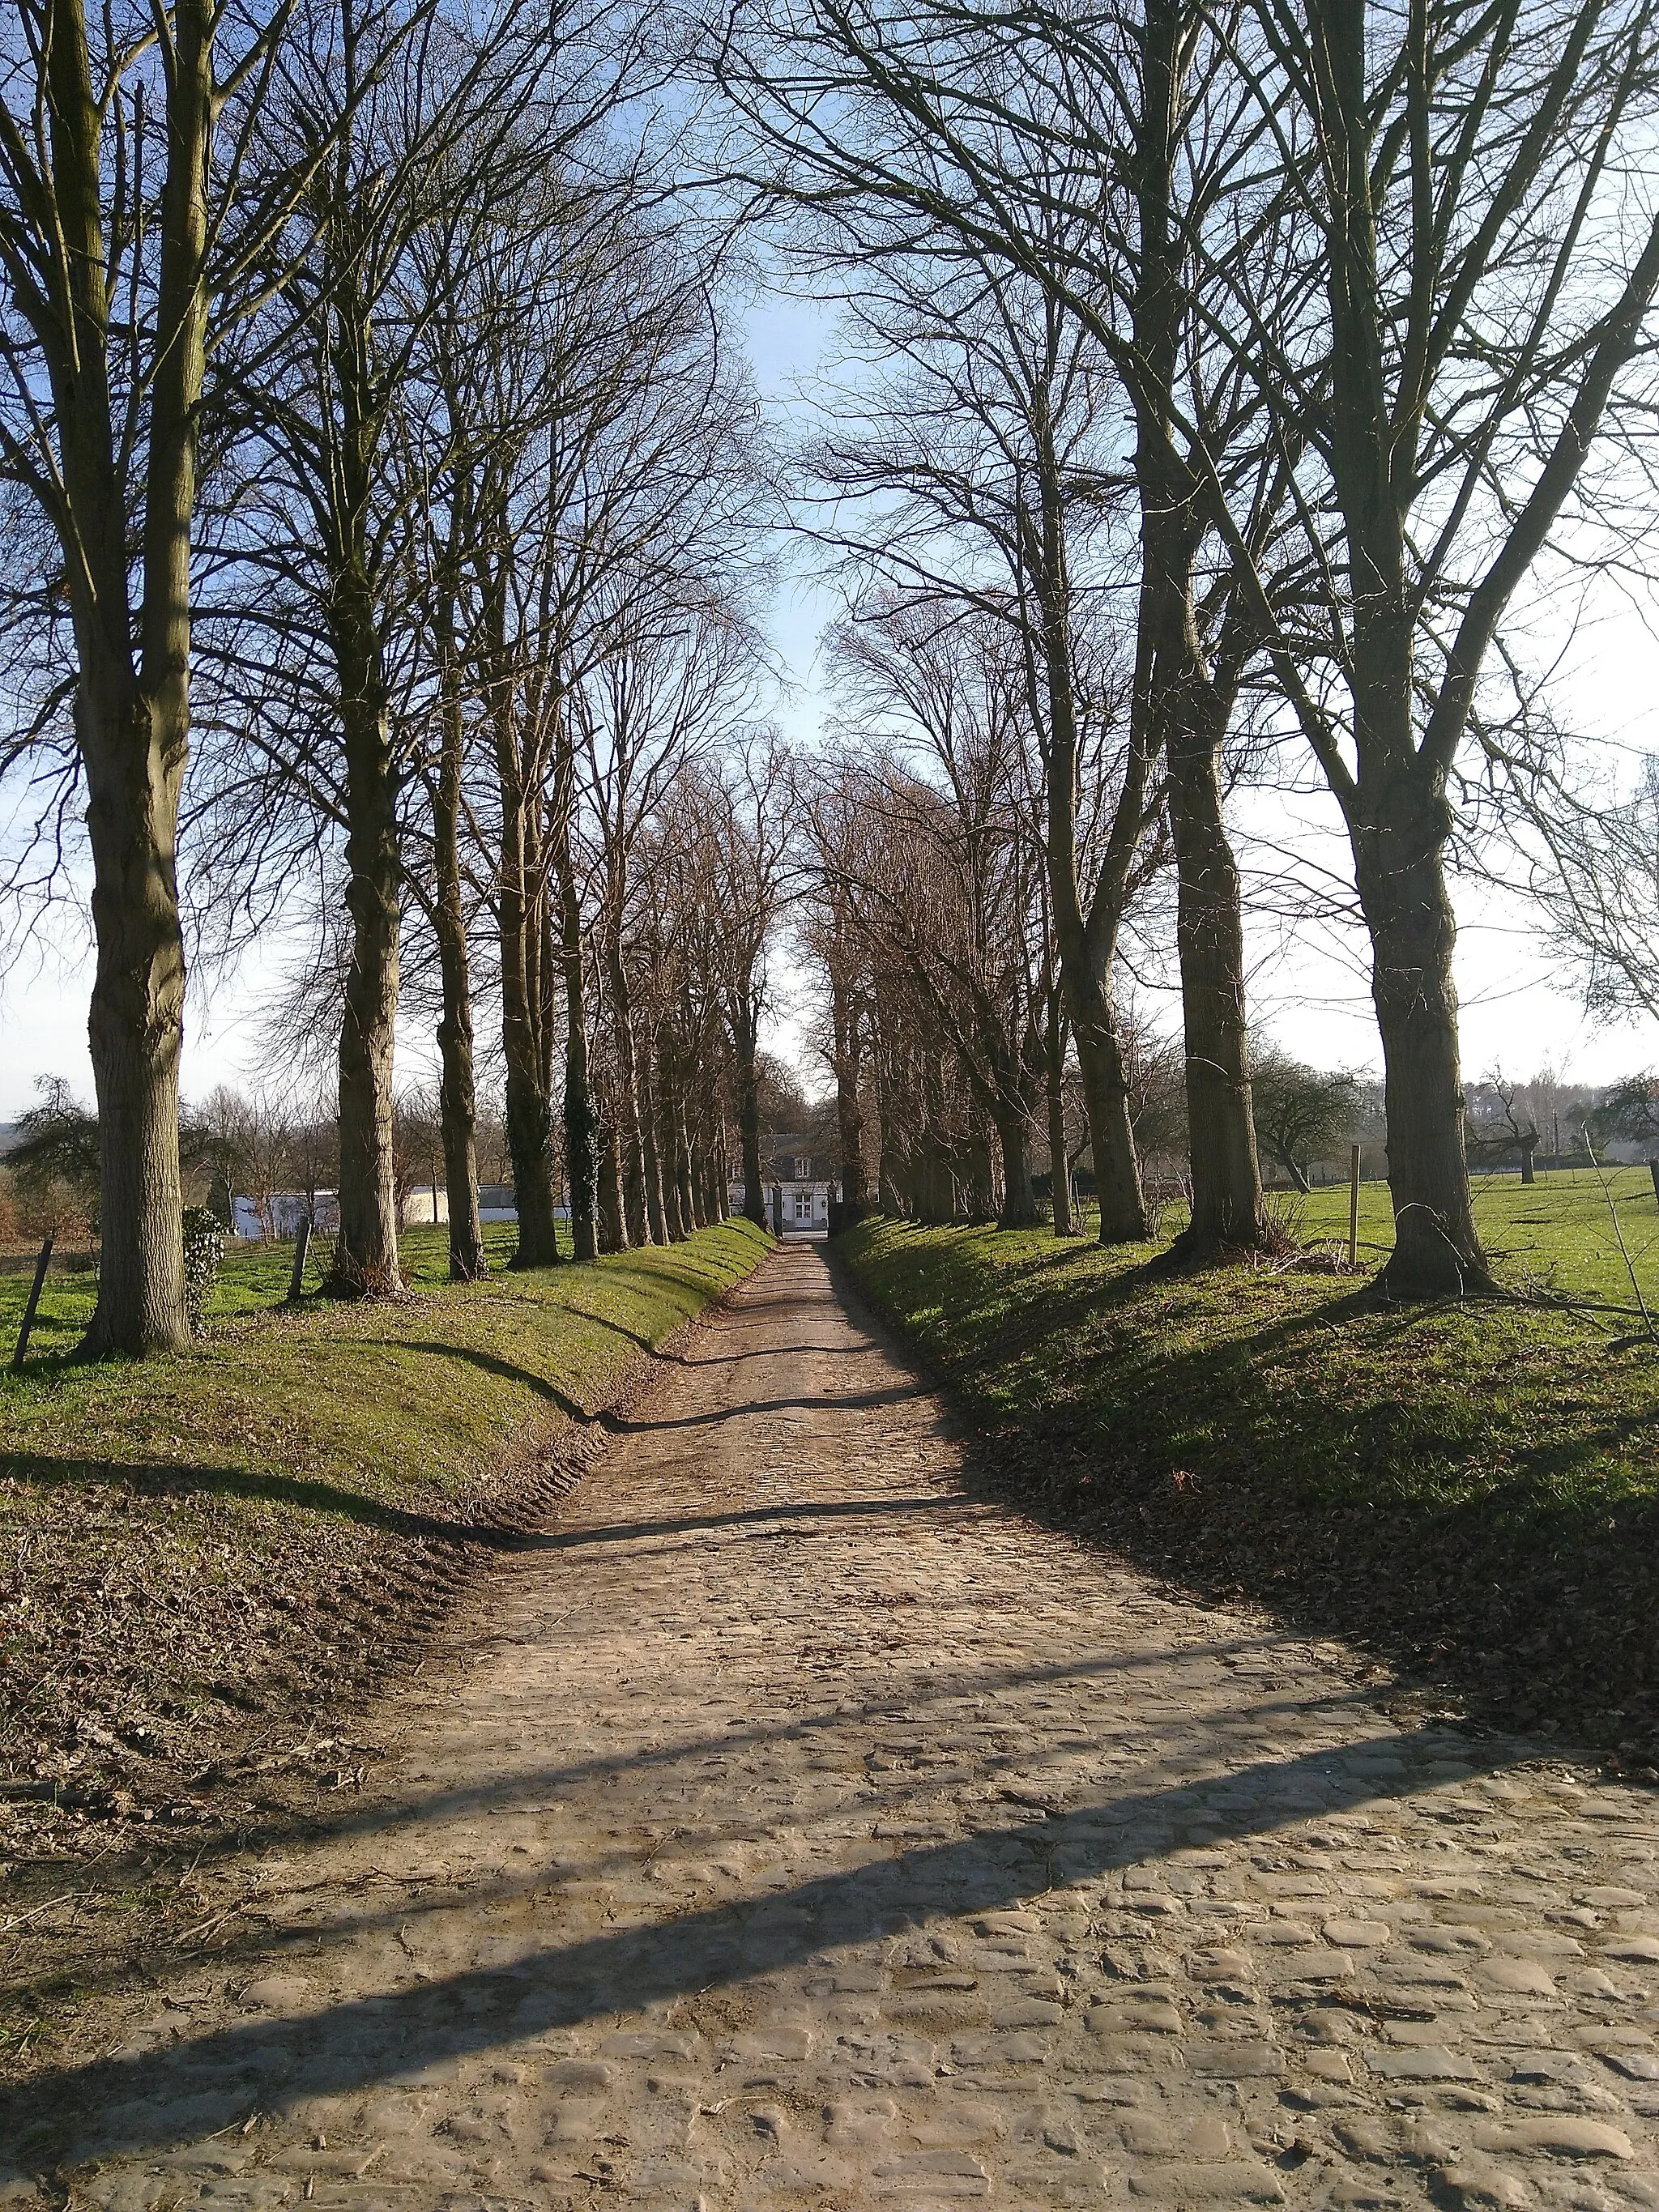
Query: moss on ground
840 1183 1659 1775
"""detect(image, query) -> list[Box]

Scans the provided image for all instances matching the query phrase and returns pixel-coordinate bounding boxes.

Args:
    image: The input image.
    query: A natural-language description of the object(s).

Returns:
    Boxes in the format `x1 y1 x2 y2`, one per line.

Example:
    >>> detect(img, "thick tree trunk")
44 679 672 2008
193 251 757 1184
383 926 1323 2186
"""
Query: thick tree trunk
1046 990 1074 1237
552 774 596 1264
59 0 210 1357
79 666 192 1356
994 1110 1038 1228
731 1000 766 1230
1128 0 1269 1264
608 943 649 1246
1073 1022 1144 1243
1166 725 1269 1255
874 1029 905 1213
329 590 402 1298
706 1119 729 1221
831 970 866 1214
494 704 560 1268
597 1123 625 1253
1352 812 1491 1295
433 641 484 1281
1286 1157 1311 1196
672 1083 696 1239
967 1113 997 1222
500 906 559 1269
686 1123 709 1230
1032 403 1150 1249
656 1037 685 1241
639 1042 668 1243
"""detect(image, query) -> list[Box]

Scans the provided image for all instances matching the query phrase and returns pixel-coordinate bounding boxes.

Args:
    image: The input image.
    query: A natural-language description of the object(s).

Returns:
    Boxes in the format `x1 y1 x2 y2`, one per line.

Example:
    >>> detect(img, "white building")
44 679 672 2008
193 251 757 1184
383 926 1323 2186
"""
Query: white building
729 1137 835 1237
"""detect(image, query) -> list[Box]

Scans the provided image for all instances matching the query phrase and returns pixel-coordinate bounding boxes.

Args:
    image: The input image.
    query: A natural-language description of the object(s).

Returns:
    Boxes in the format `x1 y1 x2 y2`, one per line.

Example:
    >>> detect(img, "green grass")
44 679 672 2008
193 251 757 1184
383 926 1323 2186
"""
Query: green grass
0 1219 532 1361
841 1178 1659 1762
0 1219 770 1823
1282 1163 1659 1309
0 1220 766 1494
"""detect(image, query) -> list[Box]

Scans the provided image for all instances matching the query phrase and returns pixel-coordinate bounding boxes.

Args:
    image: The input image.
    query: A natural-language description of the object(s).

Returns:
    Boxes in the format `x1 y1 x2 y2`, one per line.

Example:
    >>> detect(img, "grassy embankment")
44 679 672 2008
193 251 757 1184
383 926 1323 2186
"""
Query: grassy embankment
0 1219 769 1852
842 1168 1659 1771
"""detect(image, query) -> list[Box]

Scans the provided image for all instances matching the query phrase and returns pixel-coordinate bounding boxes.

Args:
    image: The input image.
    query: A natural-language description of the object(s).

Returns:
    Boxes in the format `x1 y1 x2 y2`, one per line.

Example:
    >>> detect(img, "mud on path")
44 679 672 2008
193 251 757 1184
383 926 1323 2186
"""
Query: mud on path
7 1240 1659 2212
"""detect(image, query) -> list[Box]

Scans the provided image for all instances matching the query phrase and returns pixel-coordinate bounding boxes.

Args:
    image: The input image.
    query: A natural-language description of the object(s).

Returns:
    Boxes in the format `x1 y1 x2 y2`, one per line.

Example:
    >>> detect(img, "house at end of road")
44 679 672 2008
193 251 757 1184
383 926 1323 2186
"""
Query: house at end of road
729 1135 838 1238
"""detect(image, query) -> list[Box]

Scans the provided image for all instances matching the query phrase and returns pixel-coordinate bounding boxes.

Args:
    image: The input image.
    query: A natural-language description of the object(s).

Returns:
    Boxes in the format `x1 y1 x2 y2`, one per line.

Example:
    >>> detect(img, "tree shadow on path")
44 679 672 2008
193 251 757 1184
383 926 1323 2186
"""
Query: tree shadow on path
2 1723 1515 2175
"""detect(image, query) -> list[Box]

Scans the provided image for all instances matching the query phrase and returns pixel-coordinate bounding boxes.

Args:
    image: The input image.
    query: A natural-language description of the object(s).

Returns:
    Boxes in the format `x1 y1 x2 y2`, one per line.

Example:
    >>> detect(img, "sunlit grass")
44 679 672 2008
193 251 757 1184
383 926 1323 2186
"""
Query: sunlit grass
0 1221 769 1503
842 1186 1659 1748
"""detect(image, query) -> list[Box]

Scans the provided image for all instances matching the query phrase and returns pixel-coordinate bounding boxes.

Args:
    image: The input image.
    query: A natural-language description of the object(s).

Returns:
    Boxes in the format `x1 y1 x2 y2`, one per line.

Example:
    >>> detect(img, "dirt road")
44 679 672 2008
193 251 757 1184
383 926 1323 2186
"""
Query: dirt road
10 1241 1659 2210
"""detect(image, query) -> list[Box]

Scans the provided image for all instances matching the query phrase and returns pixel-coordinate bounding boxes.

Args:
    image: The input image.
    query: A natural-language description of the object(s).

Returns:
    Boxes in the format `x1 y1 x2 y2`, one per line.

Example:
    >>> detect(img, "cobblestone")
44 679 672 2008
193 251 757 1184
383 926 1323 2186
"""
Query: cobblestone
7 1242 1659 2210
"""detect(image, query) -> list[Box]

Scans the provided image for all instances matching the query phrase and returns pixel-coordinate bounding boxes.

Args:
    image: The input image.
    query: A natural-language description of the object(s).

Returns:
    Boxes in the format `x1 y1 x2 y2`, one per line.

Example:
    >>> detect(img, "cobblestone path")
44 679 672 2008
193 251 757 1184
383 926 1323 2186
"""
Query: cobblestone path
14 1242 1659 2212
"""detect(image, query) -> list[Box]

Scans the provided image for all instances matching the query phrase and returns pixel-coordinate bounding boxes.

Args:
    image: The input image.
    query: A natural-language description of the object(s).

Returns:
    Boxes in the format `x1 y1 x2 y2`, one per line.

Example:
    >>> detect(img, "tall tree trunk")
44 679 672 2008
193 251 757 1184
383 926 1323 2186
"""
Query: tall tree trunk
1165 717 1268 1253
674 1089 697 1235
1046 987 1075 1237
1130 0 1266 1262
608 936 649 1245
969 1112 998 1222
597 1119 625 1253
994 1109 1038 1228
433 617 484 1281
58 0 211 1356
329 582 402 1297
552 747 596 1264
656 1034 685 1240
687 1119 710 1230
639 1038 668 1243
496 733 560 1268
1352 804 1490 1294
874 1025 905 1213
832 970 866 1213
731 999 766 1230
1031 406 1150 1247
79 663 192 1355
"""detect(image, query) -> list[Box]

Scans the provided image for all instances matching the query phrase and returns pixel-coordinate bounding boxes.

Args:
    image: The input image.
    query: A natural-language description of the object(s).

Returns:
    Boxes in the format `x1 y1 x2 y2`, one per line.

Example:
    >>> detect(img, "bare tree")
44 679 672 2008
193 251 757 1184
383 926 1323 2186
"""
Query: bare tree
0 0 365 1350
1205 0 1659 1291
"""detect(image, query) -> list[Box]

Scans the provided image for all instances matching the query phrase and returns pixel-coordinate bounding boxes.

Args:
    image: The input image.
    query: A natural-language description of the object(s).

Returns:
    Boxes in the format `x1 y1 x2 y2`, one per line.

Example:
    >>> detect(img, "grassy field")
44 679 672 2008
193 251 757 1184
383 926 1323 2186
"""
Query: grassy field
841 1172 1659 1773
0 1218 768 1863
1282 1162 1659 1308
0 1218 533 1361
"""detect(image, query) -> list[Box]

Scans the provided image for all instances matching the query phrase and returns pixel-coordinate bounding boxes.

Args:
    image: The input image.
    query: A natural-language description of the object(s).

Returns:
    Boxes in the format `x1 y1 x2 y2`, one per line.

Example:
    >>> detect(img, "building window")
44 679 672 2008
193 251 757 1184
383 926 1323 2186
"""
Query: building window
795 1157 810 1180
794 1191 812 1222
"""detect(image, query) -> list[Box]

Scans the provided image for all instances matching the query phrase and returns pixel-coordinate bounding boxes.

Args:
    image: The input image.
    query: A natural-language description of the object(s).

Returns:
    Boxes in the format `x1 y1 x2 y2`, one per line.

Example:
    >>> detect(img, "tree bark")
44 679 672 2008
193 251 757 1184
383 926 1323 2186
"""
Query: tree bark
79 666 192 1355
1165 722 1269 1252
608 933 649 1245
731 999 766 1229
49 0 212 1356
831 967 866 1214
1131 0 1267 1262
497 796 560 1268
597 1121 625 1252
1351 805 1490 1294
552 743 597 1264
329 578 403 1297
993 1110 1038 1228
433 617 484 1281
639 1040 669 1243
1046 987 1074 1237
1030 400 1150 1247
656 1035 686 1240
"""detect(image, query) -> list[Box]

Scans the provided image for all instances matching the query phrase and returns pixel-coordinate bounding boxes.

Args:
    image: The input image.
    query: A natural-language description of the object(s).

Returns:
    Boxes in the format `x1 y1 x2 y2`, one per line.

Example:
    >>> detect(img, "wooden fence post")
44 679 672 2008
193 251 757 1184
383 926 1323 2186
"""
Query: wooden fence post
1348 1145 1362 1270
11 1233 54 1373
286 1219 312 1304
